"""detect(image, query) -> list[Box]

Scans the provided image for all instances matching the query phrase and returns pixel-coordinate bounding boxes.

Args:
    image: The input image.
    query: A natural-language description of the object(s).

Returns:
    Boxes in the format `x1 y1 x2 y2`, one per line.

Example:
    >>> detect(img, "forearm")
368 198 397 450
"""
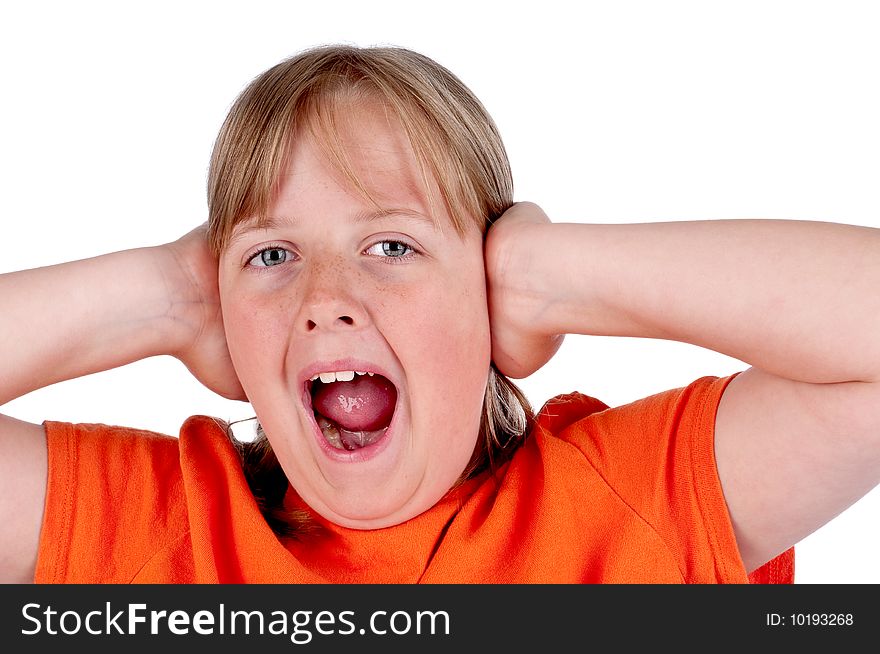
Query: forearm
0 246 190 405
515 219 880 384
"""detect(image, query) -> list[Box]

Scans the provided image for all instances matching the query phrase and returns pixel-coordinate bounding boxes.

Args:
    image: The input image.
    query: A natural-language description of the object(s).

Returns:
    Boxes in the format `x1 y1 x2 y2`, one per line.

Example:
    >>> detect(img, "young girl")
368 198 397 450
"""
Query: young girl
1 44 878 583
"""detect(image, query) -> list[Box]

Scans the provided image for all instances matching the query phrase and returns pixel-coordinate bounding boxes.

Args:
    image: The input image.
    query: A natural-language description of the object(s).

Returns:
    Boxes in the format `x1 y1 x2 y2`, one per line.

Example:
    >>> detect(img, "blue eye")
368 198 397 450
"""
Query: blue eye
248 246 290 267
365 240 415 259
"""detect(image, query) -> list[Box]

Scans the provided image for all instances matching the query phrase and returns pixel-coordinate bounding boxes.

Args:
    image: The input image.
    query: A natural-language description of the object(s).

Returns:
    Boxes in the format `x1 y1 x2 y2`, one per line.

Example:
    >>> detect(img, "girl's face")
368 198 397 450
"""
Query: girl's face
218 102 491 529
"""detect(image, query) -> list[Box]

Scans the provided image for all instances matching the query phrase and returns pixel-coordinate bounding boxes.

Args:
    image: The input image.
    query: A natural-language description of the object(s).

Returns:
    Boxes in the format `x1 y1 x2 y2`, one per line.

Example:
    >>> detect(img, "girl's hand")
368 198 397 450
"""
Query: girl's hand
162 223 247 401
485 202 565 379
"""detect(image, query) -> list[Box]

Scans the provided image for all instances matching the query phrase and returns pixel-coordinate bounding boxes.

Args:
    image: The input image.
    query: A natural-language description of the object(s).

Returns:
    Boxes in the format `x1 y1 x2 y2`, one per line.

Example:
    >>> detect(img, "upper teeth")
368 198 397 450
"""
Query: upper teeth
310 370 375 383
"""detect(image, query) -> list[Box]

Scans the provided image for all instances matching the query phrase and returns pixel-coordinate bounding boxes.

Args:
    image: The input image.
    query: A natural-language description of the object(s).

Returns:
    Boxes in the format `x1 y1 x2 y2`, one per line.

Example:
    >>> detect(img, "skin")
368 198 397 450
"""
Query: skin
218 102 491 528
487 203 880 572
2 101 880 582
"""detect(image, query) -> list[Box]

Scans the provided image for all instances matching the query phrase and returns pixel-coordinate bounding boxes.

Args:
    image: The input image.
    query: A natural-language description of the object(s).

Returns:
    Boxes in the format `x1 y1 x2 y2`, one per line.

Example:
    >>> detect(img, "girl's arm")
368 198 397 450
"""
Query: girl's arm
487 202 880 573
0 225 243 583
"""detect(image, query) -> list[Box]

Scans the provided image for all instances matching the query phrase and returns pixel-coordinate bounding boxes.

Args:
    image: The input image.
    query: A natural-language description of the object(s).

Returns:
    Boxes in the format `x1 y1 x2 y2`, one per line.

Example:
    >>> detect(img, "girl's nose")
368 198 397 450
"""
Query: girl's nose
305 313 356 332
296 262 369 334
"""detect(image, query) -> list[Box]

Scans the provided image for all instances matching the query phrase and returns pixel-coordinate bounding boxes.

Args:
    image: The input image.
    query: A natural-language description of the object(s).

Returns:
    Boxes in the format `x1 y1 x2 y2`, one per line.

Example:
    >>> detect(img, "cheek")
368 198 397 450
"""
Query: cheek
381 268 490 401
221 293 293 384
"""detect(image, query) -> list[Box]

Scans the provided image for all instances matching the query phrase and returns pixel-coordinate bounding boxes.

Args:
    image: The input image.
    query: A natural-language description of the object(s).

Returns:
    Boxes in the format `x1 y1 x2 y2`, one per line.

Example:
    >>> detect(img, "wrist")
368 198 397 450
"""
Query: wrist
148 243 209 359
486 217 562 338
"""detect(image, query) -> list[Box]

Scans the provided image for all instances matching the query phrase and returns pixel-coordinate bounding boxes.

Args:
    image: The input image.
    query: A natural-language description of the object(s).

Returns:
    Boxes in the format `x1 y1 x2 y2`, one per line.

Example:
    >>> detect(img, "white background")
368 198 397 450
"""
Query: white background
1 0 878 583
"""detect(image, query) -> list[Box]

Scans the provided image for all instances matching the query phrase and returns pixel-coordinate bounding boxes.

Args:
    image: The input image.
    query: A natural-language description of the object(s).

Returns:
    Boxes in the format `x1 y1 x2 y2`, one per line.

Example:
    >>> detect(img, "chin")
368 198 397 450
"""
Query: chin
303 485 433 530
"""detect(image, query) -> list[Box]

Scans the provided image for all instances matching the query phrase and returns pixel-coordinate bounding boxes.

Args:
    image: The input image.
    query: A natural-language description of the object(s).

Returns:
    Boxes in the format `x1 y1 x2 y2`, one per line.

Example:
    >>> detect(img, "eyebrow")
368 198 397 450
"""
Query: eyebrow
353 208 438 228
227 208 438 248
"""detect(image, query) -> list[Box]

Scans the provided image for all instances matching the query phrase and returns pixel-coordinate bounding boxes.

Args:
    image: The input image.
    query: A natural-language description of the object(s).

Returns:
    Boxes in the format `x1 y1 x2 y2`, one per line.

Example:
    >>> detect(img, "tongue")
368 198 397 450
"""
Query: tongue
312 374 397 432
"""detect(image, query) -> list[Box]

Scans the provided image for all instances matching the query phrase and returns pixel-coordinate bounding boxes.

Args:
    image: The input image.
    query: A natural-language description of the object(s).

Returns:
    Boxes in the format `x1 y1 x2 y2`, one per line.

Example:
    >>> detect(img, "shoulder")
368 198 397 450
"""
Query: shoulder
535 375 738 467
530 375 740 509
43 418 182 456
519 374 760 582
41 419 185 500
37 415 238 583
42 415 238 469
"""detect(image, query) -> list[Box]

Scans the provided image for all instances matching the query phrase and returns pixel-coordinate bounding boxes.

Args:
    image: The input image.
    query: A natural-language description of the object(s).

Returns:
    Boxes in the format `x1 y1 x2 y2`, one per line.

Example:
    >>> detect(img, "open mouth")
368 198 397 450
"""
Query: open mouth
305 371 398 451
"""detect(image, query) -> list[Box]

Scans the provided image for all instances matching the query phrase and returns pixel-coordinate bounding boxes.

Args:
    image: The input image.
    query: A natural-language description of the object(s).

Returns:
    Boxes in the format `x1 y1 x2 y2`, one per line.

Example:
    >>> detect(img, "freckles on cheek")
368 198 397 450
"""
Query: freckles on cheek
226 301 289 371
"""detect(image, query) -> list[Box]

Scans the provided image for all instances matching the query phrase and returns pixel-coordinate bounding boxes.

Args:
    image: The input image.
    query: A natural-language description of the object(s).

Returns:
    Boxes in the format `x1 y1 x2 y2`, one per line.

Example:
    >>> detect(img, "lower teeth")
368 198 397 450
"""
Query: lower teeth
316 415 382 451
316 415 344 449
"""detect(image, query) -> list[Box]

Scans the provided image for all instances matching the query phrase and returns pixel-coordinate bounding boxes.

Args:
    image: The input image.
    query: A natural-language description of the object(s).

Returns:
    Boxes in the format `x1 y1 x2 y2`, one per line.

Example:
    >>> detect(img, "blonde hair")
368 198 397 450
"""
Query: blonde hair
207 44 533 536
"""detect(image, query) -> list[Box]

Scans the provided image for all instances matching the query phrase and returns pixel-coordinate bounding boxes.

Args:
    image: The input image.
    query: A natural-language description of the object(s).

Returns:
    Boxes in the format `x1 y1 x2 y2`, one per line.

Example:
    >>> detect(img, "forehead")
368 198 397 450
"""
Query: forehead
299 100 428 193
229 103 450 242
